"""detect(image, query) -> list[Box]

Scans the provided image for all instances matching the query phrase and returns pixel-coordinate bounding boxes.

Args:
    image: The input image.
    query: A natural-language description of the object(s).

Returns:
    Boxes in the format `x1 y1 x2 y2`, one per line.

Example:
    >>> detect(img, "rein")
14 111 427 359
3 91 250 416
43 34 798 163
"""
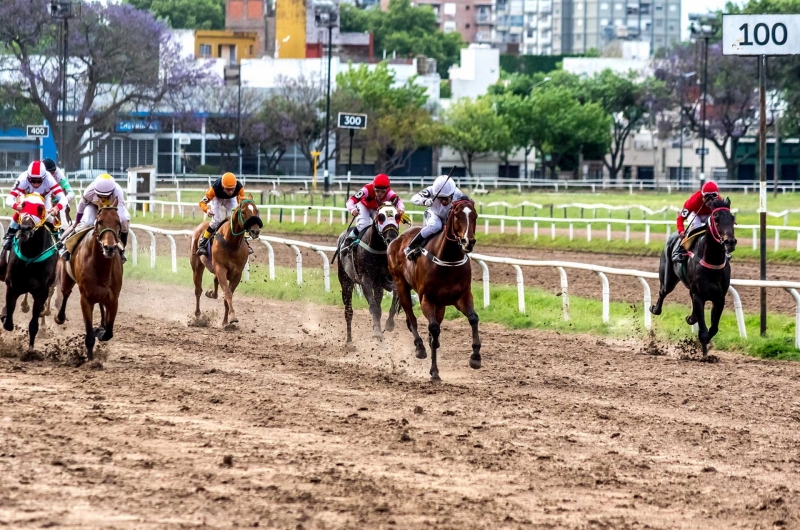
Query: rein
12 228 56 265
444 200 475 242
423 199 474 267
95 206 121 244
229 199 257 236
707 206 730 244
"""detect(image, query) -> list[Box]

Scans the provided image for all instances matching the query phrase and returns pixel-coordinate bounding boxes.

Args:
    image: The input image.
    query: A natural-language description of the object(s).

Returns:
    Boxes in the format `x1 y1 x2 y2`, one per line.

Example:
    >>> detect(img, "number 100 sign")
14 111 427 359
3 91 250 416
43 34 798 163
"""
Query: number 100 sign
723 14 800 55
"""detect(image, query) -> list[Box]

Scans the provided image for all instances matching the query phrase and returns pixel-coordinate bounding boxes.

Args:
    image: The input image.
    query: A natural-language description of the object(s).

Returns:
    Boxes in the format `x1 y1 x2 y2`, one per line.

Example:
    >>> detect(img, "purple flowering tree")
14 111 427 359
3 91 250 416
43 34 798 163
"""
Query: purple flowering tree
656 42 761 180
0 0 210 169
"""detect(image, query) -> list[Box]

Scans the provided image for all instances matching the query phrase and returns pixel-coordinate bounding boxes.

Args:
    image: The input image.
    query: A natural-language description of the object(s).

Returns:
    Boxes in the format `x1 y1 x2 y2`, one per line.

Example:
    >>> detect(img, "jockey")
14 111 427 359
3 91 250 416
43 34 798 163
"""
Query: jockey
404 174 466 260
2 160 65 252
672 181 721 264
196 172 246 256
42 157 75 223
341 173 405 257
58 173 130 263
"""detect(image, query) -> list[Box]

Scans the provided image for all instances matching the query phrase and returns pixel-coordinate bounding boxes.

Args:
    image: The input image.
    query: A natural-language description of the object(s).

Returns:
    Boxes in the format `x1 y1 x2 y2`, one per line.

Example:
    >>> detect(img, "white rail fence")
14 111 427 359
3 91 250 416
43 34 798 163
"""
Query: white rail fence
5 217 799 348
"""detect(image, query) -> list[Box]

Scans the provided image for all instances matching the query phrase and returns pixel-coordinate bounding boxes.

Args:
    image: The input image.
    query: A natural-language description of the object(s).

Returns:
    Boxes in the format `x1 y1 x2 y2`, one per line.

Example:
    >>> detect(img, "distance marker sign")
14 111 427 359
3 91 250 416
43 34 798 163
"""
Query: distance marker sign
337 113 367 129
722 15 800 55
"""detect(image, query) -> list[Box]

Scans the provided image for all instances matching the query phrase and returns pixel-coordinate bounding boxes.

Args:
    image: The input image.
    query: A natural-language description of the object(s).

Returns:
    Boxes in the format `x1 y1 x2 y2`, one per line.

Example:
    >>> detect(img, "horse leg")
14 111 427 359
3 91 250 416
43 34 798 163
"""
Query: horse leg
690 293 710 357
421 299 445 381
3 288 19 332
21 293 29 313
192 260 204 316
215 267 236 326
395 280 426 358
366 280 384 339
97 299 118 342
206 276 220 299
54 267 76 326
455 292 482 369
385 290 399 332
339 270 355 343
651 249 680 316
28 292 47 349
708 296 725 342
80 296 96 361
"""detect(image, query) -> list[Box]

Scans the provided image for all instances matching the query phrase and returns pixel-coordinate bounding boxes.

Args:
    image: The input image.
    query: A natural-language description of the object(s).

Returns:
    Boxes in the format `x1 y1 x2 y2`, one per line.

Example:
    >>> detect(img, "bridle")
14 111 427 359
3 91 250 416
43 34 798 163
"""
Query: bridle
229 199 259 236
707 206 733 245
445 199 475 250
95 205 121 245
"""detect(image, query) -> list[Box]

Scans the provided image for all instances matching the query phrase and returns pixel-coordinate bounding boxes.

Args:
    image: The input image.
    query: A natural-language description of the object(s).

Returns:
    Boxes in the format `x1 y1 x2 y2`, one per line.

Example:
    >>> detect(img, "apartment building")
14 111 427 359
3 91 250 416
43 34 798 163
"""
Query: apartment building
408 0 496 45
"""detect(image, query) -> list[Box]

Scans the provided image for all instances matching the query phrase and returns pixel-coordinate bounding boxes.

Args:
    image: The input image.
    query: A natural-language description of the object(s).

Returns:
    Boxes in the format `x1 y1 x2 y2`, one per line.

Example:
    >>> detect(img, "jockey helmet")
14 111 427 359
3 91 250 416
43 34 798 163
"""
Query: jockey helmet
221 172 237 188
701 181 719 198
94 174 117 198
27 160 46 184
432 174 456 198
43 157 57 173
373 173 390 189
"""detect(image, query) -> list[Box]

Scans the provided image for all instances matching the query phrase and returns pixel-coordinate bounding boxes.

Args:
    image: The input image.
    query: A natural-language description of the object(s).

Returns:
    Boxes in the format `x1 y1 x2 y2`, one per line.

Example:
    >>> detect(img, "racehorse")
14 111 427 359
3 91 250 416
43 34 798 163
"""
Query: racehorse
54 201 124 361
1 195 58 349
190 197 262 327
650 197 737 357
337 202 401 342
387 199 480 381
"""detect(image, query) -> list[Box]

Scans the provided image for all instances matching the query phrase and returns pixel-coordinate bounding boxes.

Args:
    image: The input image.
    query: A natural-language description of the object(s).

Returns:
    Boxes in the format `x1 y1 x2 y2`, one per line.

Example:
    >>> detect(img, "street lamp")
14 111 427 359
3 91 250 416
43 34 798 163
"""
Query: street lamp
678 71 696 189
225 62 245 175
525 76 551 181
690 14 715 187
315 0 338 192
50 0 78 168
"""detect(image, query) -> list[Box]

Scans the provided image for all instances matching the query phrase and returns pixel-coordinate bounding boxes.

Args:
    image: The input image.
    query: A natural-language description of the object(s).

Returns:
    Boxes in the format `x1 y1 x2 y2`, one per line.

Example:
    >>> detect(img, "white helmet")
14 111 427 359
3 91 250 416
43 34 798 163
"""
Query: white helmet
93 173 116 197
432 175 456 198
26 160 47 181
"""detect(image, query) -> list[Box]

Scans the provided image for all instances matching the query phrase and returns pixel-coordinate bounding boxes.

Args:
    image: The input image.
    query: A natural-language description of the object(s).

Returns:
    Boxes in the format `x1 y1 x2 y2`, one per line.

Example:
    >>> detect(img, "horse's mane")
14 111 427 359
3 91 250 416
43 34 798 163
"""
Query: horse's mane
710 197 731 209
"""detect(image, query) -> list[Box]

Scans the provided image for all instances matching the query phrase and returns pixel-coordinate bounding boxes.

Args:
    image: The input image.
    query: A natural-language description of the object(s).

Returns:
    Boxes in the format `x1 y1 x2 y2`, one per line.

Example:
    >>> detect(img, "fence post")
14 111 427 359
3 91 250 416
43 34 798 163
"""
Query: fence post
587 224 592 242
556 266 569 321
775 229 780 252
644 224 650 245
637 277 651 330
551 222 555 241
260 240 275 280
569 222 574 241
665 224 670 242
129 229 138 266
786 288 800 348
314 250 330 292
289 244 302 285
511 264 525 314
595 271 609 324
244 259 250 282
534 222 539 240
146 230 156 269
728 286 747 338
303 210 308 225
753 227 757 250
475 258 490 308
516 220 521 236
501 219 505 234
607 223 611 242
485 219 489 235
164 234 177 273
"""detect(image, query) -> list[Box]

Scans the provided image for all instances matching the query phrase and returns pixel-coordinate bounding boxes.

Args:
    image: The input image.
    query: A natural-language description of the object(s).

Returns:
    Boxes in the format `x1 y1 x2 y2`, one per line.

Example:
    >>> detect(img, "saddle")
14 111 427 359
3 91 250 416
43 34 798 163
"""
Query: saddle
63 226 95 257
681 227 706 251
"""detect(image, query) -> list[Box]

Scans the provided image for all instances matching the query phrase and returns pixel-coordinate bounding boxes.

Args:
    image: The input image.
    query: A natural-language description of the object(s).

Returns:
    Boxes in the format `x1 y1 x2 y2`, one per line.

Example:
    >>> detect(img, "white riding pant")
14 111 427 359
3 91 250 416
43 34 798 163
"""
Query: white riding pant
354 202 375 233
79 203 131 232
687 214 709 234
419 209 444 238
209 197 238 231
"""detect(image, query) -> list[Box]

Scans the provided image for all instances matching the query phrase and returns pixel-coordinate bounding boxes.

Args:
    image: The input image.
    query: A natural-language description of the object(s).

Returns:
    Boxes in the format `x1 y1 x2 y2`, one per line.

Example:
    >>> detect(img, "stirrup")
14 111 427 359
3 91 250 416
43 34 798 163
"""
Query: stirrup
119 251 127 265
60 250 71 262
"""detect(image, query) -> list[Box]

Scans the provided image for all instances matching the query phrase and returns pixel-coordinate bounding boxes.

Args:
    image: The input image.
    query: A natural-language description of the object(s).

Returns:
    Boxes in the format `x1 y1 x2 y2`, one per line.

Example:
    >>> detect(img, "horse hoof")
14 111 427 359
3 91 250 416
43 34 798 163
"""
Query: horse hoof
3 320 12 332
649 305 661 316
385 321 395 332
94 327 105 340
469 355 482 369
21 303 29 314
372 330 383 339
686 315 697 325
415 348 427 359
205 290 217 299
430 373 441 382
54 316 64 326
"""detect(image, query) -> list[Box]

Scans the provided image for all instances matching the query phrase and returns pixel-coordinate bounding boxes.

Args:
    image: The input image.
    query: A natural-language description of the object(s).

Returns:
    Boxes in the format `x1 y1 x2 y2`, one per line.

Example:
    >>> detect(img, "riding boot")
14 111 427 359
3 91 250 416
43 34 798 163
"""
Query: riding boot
2 227 18 252
404 232 428 261
340 228 359 258
196 226 216 256
671 239 687 264
119 231 128 264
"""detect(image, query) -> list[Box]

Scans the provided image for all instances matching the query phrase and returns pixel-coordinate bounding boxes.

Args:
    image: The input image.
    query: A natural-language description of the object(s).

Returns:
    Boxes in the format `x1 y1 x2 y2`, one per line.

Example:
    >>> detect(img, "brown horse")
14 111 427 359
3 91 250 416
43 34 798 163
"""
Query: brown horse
54 202 124 361
190 198 262 326
387 199 480 381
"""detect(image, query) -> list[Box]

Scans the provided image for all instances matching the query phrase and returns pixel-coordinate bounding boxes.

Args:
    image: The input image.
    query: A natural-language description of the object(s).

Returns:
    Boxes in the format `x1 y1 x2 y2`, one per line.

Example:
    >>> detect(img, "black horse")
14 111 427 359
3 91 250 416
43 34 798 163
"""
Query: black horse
337 202 402 342
1 201 58 349
650 197 737 356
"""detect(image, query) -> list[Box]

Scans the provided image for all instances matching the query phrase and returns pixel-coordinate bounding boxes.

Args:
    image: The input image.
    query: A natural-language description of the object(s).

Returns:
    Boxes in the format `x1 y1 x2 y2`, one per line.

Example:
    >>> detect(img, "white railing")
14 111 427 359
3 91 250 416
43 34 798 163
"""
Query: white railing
6 217 799 348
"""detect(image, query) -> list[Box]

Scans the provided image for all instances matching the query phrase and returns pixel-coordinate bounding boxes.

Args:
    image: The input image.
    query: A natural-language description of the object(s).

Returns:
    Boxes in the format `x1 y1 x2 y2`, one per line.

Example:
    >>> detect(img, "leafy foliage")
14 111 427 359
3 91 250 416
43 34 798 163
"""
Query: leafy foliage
125 0 225 30
443 97 511 176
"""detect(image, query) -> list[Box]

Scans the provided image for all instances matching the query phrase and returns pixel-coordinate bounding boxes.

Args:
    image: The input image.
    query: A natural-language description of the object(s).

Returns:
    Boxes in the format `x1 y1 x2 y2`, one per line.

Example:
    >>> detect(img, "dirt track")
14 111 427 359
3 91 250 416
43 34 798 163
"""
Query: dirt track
2 280 800 528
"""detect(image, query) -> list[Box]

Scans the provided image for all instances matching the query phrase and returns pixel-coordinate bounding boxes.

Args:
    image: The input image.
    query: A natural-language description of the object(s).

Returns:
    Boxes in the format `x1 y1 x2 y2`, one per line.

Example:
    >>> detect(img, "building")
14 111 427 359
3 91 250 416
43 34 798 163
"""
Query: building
449 44 500 99
225 0 272 57
400 0 495 46
195 30 259 64
553 0 681 55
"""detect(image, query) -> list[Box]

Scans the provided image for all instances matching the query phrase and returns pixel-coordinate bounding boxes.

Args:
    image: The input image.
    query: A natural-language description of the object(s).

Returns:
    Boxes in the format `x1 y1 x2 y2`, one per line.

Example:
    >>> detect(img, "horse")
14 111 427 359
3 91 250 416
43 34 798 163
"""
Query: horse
190 197 262 327
337 202 402 342
19 211 64 325
53 201 124 361
0 197 58 349
387 199 480 381
649 197 737 357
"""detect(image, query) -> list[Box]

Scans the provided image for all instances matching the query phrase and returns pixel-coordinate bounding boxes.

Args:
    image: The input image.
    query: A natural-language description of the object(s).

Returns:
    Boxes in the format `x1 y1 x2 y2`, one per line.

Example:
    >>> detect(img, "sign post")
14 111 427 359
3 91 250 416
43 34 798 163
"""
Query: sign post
723 14 800 335
311 151 321 191
337 112 368 179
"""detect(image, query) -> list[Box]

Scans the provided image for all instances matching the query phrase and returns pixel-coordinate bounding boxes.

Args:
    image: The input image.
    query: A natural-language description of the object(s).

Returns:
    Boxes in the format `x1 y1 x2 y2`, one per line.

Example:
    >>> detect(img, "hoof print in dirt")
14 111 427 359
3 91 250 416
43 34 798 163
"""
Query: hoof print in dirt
19 349 44 363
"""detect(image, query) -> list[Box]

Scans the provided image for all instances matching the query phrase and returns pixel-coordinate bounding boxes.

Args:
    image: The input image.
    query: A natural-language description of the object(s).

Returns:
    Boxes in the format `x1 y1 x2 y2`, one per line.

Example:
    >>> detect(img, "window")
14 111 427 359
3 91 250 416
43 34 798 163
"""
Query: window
199 44 212 57
669 24 674 30
614 3 622 10
466 4 470 9
640 4 650 13
577 19 583 26
655 4 663 10
466 23 471 28
600 2 609 8
576 2 582 9
248 45 253 55
444 3 456 15
655 19 663 26
600 18 609 25
669 4 676 10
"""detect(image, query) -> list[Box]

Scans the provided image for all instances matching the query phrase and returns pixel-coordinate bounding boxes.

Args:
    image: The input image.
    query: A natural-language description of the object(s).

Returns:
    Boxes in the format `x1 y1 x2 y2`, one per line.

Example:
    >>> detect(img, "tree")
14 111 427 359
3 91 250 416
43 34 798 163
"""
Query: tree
443 96 510 177
340 0 464 78
331 63 439 174
125 0 224 30
266 75 326 171
656 42 760 180
0 0 210 169
0 88 43 131
581 70 668 181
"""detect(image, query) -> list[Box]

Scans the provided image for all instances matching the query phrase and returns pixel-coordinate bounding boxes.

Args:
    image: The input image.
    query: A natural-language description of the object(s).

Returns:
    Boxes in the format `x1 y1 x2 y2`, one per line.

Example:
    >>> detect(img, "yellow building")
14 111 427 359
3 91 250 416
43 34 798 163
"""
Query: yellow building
276 0 307 59
195 30 259 64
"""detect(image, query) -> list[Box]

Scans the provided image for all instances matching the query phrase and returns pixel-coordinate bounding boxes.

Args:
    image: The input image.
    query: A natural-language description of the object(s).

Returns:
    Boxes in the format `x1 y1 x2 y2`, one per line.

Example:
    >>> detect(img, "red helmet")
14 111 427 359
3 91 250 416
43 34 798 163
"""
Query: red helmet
373 173 390 189
701 181 719 197
27 160 46 182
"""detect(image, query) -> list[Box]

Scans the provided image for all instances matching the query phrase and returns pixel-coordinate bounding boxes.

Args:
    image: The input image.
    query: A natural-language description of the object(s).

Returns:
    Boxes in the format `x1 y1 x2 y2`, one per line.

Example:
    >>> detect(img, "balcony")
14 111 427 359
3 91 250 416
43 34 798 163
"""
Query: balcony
476 12 493 24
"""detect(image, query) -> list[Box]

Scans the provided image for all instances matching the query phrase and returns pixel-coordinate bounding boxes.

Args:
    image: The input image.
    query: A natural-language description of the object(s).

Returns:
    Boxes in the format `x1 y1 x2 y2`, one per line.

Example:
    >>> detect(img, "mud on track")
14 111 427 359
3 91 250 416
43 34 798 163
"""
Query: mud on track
2 280 800 528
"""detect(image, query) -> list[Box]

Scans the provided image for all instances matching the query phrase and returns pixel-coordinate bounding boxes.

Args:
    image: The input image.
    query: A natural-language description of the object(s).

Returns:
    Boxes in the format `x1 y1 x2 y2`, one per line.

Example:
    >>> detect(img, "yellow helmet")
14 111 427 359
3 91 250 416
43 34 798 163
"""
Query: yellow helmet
221 172 237 187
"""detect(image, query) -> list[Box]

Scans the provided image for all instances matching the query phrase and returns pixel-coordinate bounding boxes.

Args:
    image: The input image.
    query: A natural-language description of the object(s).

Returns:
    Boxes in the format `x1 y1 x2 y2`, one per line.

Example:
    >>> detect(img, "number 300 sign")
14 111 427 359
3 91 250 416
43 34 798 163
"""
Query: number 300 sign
723 15 800 55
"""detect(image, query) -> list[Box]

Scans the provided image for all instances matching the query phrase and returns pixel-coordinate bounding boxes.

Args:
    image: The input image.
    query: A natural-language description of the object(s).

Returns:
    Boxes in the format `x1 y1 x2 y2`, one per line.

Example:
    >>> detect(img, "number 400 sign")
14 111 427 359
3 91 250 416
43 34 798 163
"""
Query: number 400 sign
723 14 800 55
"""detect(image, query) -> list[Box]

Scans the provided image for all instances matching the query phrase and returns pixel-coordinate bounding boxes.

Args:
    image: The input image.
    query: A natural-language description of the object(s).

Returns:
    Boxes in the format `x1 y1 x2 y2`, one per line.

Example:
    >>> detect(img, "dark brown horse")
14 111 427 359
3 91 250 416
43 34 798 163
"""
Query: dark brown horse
190 198 262 326
1 198 58 349
387 199 480 381
54 201 124 361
